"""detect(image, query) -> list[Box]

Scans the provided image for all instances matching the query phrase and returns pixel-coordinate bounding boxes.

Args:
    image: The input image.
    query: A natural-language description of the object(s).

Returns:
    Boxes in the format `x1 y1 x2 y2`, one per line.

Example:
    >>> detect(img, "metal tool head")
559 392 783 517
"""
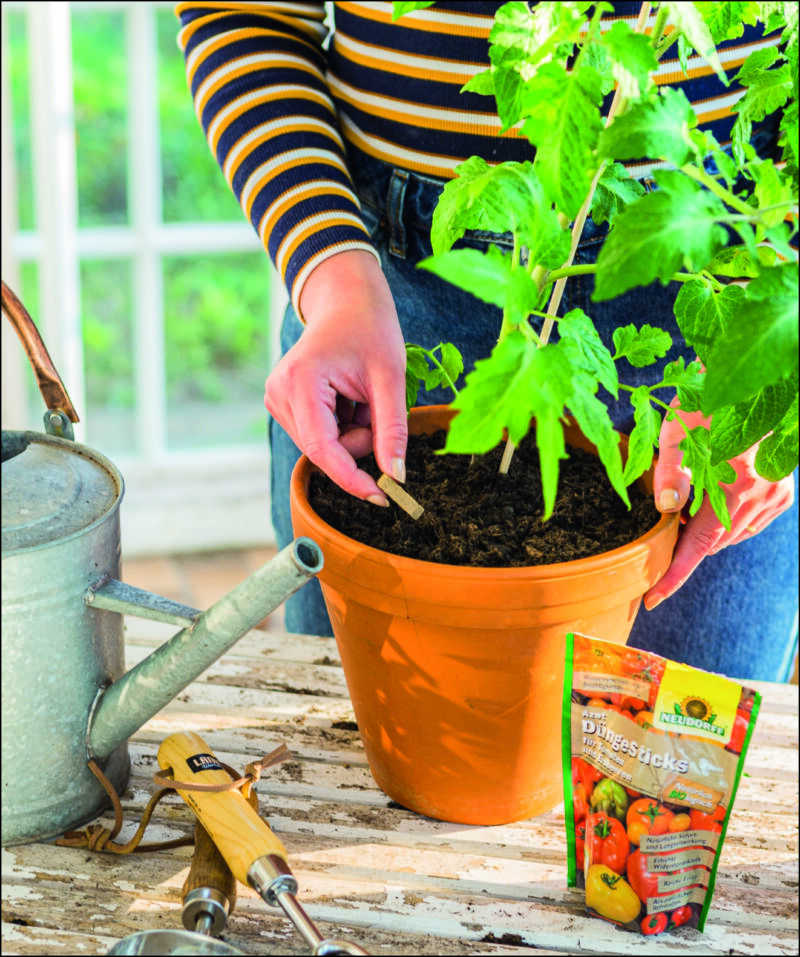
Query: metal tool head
312 939 371 956
107 928 243 955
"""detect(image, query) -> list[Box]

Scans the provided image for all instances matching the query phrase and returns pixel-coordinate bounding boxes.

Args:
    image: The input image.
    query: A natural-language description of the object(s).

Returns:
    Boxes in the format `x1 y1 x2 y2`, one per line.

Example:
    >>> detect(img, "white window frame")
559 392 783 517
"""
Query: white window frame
1 0 288 557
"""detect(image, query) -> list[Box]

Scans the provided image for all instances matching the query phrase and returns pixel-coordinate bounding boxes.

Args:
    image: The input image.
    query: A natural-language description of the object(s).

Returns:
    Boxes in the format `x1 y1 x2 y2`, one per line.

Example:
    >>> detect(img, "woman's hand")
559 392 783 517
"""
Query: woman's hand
644 405 795 609
264 249 408 505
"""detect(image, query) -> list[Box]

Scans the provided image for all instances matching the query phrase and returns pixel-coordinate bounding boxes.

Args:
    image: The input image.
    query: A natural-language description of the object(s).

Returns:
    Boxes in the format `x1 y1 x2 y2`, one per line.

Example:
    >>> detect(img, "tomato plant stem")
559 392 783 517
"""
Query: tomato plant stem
681 164 764 217
498 1 652 477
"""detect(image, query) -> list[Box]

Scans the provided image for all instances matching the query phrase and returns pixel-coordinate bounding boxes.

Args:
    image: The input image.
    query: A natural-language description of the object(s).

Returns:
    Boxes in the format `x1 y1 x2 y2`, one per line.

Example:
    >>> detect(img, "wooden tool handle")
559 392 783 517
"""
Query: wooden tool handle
158 731 289 886
183 820 238 908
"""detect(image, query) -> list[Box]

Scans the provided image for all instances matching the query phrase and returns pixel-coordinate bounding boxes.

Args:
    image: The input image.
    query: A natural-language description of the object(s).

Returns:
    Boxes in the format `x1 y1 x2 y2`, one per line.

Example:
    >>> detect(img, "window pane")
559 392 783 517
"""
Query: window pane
80 259 136 457
6 10 35 230
163 253 272 450
157 8 244 223
16 263 46 427
72 9 128 227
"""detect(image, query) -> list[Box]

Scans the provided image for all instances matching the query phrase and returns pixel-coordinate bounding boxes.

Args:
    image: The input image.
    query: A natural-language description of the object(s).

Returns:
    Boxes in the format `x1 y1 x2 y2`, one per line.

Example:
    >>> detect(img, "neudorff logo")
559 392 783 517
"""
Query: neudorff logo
658 696 725 736
653 662 740 746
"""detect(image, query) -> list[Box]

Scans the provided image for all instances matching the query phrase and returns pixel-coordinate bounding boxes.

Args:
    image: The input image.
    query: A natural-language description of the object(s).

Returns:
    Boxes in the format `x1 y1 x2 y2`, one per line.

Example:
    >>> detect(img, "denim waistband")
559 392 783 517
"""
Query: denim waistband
346 144 449 233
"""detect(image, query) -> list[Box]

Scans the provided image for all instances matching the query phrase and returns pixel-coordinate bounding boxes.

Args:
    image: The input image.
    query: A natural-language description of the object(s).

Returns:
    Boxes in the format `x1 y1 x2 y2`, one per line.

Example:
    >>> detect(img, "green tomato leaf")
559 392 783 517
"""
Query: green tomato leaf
489 44 529 132
581 41 616 96
592 171 729 300
749 158 796 233
444 332 577 518
622 386 662 485
461 69 494 96
391 1 435 20
679 426 736 529
657 358 706 413
438 342 465 387
662 1 729 84
703 264 800 412
779 98 799 168
430 157 494 253
597 19 658 97
430 158 569 267
612 324 672 367
567 380 630 507
693 1 759 43
486 1 590 130
590 162 646 227
534 411 570 522
730 49 792 163
558 308 619 396
404 345 429 410
709 371 798 465
521 61 606 217
405 344 430 378
599 87 699 167
444 332 540 450
704 244 778 279
674 280 746 364
755 393 799 481
465 163 569 267
418 246 512 308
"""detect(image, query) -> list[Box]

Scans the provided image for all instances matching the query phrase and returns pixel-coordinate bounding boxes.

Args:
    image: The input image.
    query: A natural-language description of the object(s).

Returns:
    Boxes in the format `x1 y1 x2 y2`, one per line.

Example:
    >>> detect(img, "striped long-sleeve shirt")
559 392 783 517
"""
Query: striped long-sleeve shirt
175 1 780 317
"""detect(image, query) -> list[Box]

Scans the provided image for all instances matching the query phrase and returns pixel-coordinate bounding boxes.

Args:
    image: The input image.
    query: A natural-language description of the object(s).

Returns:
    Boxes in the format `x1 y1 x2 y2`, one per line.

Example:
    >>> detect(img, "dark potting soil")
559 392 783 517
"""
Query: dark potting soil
308 429 661 567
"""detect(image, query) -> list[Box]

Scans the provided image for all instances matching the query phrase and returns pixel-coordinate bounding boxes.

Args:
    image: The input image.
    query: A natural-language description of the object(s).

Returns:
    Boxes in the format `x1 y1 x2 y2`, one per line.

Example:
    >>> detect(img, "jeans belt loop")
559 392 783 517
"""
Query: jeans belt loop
387 169 410 259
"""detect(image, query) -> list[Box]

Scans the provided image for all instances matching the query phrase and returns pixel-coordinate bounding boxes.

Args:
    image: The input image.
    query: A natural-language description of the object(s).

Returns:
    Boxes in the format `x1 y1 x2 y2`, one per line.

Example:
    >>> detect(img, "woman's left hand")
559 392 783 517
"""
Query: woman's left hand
644 406 796 610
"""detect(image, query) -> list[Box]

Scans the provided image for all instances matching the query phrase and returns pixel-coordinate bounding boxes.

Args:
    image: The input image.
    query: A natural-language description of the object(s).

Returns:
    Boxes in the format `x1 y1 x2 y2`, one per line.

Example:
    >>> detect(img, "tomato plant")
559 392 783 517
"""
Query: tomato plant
400 1 798 522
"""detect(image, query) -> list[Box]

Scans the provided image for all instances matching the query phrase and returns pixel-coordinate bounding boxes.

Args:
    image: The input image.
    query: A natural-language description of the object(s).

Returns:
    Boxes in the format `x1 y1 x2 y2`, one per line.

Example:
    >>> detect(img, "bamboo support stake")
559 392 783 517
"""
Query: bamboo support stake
378 473 424 520
498 1 653 476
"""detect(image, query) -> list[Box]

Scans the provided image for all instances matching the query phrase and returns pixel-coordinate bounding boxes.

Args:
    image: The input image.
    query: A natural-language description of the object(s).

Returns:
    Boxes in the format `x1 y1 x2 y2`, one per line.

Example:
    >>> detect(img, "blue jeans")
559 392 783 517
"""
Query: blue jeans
270 146 798 683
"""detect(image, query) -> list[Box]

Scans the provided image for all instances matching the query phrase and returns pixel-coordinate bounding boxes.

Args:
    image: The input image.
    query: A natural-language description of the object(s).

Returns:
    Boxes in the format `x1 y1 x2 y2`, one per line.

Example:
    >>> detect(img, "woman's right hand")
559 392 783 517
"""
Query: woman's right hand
263 249 408 505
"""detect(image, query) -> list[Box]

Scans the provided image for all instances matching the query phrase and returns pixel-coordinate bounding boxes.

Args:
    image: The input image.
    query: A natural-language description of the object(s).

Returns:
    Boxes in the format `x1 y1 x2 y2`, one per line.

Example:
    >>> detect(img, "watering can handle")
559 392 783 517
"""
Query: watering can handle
1 279 80 425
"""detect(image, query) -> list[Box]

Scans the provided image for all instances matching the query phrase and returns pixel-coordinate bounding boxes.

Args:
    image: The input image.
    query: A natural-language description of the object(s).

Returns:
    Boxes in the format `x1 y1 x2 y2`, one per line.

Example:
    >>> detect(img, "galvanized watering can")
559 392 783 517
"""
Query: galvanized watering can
1 281 323 846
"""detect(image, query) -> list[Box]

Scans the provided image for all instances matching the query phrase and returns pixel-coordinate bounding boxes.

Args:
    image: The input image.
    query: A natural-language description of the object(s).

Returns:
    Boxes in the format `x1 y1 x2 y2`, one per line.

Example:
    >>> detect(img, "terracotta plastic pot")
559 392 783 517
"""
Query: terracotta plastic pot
290 406 679 825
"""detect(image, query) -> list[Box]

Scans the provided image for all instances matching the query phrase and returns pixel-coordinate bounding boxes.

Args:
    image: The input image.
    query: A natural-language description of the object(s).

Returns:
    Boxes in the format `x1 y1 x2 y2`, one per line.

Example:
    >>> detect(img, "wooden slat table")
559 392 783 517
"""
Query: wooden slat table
3 619 798 955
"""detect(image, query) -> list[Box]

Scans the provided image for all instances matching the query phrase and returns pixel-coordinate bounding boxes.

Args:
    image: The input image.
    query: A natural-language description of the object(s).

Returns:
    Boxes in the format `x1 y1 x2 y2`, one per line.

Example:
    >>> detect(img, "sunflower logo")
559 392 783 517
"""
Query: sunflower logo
679 695 715 723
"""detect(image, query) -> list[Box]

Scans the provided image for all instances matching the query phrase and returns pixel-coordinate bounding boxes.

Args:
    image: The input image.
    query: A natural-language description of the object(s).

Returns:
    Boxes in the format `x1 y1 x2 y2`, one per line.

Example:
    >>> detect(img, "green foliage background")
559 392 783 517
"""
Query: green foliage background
6 5 274 451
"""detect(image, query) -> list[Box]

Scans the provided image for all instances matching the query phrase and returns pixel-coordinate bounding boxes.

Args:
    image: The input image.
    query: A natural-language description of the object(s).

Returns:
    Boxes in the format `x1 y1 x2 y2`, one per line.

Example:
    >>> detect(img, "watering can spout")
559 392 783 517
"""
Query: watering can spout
86 538 323 762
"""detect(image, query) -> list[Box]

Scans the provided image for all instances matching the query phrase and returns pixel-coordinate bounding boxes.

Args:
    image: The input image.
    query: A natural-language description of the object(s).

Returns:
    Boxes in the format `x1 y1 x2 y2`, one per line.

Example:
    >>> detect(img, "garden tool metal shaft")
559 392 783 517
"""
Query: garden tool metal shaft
158 731 370 957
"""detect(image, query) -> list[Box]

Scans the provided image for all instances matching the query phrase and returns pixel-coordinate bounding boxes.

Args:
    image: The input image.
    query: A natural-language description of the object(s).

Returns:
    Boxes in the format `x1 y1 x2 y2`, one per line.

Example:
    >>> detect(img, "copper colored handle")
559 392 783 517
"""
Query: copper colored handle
1 279 79 422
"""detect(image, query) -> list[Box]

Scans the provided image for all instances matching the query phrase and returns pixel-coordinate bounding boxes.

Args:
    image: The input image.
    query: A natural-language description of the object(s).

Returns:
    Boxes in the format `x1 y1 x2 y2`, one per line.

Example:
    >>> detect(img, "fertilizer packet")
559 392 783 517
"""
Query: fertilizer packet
562 632 760 936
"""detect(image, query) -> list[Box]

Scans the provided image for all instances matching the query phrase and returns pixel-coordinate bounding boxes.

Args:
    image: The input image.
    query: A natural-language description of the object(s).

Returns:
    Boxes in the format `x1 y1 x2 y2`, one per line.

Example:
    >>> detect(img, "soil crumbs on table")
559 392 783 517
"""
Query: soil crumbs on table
309 429 661 567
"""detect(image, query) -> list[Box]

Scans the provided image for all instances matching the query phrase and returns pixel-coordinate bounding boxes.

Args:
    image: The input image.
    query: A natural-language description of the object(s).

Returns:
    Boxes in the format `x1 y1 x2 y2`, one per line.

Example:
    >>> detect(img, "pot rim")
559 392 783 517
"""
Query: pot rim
290 407 679 581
